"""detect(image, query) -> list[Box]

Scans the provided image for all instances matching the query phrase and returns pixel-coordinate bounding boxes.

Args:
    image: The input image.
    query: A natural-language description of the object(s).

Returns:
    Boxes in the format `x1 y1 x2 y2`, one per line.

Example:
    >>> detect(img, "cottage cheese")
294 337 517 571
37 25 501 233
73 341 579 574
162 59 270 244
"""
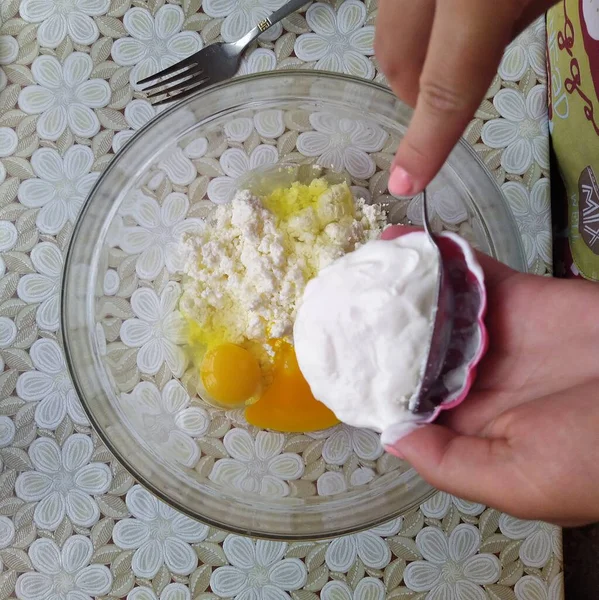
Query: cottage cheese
180 183 385 347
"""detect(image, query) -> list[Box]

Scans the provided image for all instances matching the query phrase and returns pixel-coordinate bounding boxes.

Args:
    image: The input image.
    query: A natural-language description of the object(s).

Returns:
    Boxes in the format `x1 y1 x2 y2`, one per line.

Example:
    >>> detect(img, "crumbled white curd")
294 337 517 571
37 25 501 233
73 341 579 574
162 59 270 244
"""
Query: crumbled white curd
180 182 386 347
293 232 439 441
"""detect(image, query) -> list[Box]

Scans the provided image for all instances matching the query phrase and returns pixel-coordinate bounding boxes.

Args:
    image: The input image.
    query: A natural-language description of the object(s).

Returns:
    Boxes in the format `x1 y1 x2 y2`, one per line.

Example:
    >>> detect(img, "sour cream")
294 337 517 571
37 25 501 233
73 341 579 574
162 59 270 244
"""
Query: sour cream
294 232 438 439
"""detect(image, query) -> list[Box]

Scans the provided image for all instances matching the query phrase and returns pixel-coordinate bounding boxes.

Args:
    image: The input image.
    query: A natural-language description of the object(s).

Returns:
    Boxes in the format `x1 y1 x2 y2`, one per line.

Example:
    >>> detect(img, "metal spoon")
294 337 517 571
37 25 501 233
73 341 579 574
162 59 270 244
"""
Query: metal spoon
408 189 455 414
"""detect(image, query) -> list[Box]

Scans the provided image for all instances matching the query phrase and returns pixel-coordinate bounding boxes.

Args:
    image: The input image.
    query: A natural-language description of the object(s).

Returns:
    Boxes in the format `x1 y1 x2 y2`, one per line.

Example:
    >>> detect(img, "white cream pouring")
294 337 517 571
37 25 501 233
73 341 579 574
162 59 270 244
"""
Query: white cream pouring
293 232 439 442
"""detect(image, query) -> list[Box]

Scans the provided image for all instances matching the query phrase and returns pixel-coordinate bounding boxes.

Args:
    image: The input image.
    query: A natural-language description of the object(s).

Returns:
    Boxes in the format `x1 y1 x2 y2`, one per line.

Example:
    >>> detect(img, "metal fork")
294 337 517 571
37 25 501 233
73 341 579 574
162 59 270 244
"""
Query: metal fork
138 0 308 106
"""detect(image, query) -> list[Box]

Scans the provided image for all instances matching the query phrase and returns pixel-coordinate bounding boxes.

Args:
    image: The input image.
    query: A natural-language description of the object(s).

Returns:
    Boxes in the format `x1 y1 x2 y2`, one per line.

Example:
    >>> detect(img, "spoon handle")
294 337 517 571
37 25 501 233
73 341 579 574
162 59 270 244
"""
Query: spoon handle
239 0 308 47
410 190 454 413
422 189 434 237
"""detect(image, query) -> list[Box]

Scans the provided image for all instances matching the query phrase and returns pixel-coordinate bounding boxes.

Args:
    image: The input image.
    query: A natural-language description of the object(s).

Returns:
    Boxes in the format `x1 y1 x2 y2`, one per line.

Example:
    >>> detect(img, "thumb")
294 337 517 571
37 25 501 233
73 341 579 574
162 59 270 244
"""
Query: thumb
385 424 524 510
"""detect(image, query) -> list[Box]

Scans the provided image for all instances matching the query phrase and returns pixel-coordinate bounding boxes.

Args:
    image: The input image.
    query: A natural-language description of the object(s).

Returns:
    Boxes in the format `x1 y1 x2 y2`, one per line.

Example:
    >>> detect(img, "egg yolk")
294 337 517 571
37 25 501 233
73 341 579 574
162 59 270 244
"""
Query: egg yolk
200 343 261 406
245 341 339 432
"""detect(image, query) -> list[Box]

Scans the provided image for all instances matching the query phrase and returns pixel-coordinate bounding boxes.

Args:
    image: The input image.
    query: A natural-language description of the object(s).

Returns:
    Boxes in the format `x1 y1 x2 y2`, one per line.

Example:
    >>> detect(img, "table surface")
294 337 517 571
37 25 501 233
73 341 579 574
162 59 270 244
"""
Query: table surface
0 1 560 599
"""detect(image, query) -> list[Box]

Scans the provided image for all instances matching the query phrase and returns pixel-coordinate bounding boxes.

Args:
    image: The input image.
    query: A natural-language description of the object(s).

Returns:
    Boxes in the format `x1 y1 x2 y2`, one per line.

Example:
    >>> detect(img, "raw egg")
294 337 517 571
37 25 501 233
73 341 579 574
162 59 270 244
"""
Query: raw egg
200 343 261 406
245 340 339 432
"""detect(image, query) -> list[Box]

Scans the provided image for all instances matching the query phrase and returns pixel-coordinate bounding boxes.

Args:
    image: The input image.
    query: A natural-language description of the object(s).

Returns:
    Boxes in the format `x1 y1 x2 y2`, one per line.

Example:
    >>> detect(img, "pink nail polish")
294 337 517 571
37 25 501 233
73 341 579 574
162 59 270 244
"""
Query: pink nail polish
389 166 414 196
384 444 405 460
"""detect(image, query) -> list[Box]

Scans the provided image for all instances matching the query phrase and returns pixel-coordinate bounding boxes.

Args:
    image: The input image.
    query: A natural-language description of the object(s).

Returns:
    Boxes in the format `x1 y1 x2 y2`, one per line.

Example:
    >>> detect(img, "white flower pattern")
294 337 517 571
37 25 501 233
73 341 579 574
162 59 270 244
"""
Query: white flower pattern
403 524 501 599
114 104 200 182
203 0 286 43
113 99 157 153
103 269 120 295
316 471 348 496
321 578 385 600
119 192 202 278
0 127 18 157
18 53 110 140
0 315 17 347
20 0 110 48
223 110 286 142
420 492 485 519
312 424 384 465
502 178 552 268
481 85 549 174
16 536 112 600
111 6 203 90
120 380 210 468
0 515 15 549
0 35 18 66
295 1 375 79
499 515 562 568
325 519 402 573
18 146 99 234
17 242 63 331
296 112 387 179
127 583 191 600
406 188 469 226
157 146 200 186
16 338 90 429
112 485 209 578
499 17 546 81
515 574 563 600
120 282 187 376
210 535 307 600
0 129 16 186
0 414 15 449
0 220 17 279
207 145 279 204
209 429 304 497
238 48 277 76
15 435 111 530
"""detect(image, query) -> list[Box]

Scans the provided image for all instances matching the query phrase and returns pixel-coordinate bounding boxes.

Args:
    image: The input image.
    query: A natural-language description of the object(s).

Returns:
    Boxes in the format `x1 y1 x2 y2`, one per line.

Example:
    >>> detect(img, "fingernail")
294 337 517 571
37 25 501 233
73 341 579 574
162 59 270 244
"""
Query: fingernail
389 166 414 196
384 445 405 460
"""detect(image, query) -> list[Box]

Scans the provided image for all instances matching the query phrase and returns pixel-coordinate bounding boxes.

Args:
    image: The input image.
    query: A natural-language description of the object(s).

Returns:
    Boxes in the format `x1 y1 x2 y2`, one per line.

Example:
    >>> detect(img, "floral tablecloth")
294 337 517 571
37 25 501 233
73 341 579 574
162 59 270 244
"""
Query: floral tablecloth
0 1 560 599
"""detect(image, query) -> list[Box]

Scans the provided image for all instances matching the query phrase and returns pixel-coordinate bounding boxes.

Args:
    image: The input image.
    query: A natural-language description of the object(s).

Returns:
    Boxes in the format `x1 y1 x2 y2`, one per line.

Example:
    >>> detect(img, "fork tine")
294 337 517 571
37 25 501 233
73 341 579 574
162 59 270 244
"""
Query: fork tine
144 72 203 101
143 65 204 95
149 77 211 107
137 55 199 87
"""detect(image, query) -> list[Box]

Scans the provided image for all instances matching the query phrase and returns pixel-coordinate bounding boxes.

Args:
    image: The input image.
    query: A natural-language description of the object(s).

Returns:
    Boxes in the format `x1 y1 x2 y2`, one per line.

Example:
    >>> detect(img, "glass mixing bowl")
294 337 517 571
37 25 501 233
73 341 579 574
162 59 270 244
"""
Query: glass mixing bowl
62 72 526 540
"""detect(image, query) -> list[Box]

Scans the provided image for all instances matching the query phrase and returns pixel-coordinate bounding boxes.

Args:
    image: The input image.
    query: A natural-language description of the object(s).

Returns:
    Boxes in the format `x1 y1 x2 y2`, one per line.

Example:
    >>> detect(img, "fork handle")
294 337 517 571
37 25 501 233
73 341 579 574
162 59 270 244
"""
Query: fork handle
236 0 308 49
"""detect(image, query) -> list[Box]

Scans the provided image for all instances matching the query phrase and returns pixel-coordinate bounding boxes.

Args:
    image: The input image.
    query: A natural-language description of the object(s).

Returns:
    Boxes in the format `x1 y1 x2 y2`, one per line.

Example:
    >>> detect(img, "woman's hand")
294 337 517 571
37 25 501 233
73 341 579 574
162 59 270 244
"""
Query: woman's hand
382 226 599 526
375 0 558 196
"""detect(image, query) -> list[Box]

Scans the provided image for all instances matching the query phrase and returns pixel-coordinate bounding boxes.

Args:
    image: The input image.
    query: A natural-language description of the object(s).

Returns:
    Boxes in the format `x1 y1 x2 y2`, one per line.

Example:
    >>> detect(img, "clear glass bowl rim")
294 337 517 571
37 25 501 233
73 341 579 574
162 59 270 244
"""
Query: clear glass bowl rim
62 71 526 540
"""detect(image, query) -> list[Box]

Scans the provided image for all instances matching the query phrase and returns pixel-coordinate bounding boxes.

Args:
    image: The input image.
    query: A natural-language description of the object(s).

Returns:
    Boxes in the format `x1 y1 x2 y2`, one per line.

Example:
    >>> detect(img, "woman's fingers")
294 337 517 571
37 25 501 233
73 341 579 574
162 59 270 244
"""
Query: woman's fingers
374 0 435 107
376 0 558 196
387 381 599 524
389 0 521 196
385 424 543 517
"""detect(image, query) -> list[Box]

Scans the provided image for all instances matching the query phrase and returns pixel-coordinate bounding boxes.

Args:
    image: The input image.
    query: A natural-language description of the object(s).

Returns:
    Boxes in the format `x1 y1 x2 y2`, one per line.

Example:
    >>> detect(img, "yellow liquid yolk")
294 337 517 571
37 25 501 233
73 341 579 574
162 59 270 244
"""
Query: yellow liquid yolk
187 313 232 350
200 343 261 406
245 341 339 433
262 178 330 220
187 178 352 429
263 179 356 281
